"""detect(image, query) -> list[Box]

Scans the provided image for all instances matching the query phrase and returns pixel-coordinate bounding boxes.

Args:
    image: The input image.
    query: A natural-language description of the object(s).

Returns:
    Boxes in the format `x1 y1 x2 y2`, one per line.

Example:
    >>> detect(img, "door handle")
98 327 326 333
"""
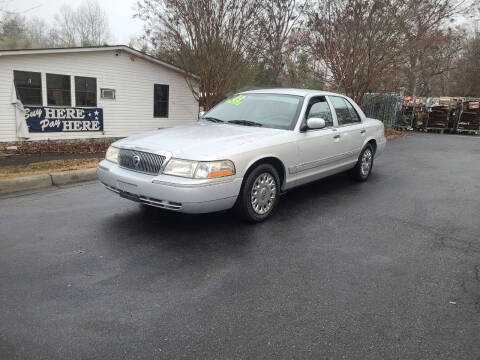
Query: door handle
360 129 366 134
333 134 340 139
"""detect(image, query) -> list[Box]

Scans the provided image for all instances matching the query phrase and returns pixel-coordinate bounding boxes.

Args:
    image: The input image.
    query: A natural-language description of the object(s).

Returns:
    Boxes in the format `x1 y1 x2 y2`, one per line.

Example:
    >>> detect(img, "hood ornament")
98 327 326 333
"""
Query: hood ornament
132 154 141 168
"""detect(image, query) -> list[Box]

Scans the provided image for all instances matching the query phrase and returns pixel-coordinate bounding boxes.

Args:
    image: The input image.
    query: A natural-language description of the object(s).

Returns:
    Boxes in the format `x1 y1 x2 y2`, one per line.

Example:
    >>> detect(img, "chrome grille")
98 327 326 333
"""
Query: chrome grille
118 149 165 175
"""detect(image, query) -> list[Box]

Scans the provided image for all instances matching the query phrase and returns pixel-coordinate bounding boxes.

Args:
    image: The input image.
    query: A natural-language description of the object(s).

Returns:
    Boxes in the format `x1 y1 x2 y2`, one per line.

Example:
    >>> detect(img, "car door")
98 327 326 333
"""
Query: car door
328 96 365 164
291 96 343 185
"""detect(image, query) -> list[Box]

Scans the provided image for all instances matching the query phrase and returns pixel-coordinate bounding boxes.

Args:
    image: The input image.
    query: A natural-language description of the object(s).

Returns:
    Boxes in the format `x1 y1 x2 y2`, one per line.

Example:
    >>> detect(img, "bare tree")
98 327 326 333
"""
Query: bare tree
76 0 111 45
129 36 149 53
24 17 59 48
257 0 308 83
403 0 460 95
136 0 262 109
308 0 408 104
413 27 464 96
53 5 77 46
0 12 32 49
449 35 480 96
53 0 110 47
133 0 479 102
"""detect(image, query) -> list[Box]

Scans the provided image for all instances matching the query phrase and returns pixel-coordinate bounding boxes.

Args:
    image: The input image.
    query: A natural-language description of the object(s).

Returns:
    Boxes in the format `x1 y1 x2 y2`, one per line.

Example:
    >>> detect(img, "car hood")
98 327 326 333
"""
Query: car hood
114 121 286 160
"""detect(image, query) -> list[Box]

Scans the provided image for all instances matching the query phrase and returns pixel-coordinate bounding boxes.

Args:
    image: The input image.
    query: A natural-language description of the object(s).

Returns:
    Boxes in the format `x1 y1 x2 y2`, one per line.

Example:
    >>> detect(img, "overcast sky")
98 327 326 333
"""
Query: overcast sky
7 0 144 45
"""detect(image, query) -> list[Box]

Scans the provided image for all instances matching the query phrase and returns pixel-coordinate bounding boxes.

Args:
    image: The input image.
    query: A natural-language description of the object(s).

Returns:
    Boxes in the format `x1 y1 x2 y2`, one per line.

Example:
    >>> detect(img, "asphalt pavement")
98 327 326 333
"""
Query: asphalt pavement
0 133 479 359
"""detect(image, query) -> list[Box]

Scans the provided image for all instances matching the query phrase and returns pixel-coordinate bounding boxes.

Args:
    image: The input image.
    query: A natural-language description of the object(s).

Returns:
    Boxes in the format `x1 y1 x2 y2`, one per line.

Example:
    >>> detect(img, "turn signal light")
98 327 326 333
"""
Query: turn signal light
207 169 234 178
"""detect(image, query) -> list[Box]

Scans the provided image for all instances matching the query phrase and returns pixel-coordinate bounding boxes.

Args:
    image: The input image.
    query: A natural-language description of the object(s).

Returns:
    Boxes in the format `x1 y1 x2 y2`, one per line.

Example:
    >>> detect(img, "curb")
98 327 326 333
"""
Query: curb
0 174 53 195
0 168 98 195
51 168 98 186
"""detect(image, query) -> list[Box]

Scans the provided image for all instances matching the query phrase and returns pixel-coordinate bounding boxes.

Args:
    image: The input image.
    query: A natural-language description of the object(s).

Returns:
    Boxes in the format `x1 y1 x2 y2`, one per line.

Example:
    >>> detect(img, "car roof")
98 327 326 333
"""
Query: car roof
240 88 342 98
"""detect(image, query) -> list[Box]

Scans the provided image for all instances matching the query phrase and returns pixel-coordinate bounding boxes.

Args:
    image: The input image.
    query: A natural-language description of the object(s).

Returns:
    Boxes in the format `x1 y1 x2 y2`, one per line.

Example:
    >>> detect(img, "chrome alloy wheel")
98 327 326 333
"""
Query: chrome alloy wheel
250 172 277 215
360 148 373 177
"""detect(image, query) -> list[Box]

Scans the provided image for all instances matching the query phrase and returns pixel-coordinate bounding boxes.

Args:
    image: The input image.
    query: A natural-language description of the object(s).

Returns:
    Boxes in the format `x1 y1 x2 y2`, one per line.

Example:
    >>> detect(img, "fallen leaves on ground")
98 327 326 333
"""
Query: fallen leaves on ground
0 158 102 179
0 139 115 155
385 128 406 140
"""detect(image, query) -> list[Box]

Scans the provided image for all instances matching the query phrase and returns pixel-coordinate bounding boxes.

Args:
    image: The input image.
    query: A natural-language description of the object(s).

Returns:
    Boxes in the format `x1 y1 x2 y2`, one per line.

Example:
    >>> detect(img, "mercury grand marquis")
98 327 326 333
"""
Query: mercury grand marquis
97 89 386 222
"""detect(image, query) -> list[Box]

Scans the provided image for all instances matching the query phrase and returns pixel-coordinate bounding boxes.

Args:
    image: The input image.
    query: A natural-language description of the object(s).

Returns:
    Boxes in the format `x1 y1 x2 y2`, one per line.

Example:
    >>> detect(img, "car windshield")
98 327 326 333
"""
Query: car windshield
201 93 302 130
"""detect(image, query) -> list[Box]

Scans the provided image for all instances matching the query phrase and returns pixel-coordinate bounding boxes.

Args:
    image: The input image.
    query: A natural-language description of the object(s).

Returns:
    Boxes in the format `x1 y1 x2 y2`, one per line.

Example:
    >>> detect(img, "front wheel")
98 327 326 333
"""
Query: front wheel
234 164 280 222
351 144 374 181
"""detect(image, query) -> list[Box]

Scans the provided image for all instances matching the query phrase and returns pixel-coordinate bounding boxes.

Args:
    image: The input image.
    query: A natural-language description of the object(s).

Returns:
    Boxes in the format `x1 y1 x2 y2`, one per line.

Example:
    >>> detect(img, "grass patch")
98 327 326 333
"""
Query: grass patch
0 158 102 179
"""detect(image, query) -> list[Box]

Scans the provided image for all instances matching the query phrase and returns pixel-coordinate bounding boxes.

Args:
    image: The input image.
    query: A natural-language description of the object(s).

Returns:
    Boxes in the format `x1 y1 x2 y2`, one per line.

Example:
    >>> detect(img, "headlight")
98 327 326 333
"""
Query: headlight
105 146 119 163
163 159 198 178
194 160 235 178
163 159 235 179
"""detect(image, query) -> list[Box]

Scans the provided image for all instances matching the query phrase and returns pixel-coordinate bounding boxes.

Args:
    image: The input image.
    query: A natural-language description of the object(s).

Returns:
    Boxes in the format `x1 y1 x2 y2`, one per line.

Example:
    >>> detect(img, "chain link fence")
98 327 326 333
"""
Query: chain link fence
361 93 404 128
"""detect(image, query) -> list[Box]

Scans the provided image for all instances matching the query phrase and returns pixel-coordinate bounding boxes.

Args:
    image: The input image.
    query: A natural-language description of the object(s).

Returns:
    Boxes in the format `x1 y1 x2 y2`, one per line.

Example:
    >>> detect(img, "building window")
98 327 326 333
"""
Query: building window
46 73 71 106
75 76 97 107
154 84 169 118
13 70 42 105
101 88 116 100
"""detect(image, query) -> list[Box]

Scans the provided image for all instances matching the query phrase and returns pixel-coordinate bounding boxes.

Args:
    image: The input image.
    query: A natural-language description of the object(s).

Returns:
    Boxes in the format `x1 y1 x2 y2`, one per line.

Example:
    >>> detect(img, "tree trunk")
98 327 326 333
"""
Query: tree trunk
407 54 418 96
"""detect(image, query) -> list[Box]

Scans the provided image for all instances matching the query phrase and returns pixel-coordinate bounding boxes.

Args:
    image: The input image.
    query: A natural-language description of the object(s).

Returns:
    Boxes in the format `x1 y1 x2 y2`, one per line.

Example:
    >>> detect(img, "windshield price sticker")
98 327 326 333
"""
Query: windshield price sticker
226 95 246 106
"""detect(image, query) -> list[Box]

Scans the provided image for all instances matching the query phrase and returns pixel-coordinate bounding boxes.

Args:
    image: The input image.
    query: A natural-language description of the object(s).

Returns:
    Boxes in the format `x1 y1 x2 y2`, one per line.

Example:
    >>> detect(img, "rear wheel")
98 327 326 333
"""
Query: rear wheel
351 144 374 181
234 164 280 222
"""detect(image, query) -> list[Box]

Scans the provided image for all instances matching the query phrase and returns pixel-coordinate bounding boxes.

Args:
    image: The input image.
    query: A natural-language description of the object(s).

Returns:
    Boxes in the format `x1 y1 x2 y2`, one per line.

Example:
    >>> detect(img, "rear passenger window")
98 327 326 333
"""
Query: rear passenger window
329 97 361 125
306 97 333 127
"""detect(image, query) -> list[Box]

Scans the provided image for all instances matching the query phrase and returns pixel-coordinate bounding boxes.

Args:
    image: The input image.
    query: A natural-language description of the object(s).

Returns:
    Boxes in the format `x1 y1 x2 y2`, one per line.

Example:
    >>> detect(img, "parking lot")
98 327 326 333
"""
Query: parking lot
0 133 479 359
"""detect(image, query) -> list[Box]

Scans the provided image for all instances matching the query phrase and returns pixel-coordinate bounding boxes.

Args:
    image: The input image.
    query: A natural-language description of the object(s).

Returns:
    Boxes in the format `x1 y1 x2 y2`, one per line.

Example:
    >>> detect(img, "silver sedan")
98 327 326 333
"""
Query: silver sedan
97 89 386 222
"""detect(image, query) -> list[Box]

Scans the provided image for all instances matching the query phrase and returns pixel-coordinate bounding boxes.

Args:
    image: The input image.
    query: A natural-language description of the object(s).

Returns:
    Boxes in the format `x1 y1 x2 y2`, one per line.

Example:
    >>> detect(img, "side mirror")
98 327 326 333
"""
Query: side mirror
198 110 205 120
306 117 326 130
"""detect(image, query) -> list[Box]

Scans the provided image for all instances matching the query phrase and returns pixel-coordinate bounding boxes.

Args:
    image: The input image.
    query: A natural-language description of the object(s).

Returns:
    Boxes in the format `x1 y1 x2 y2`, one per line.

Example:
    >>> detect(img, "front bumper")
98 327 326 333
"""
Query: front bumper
97 160 242 213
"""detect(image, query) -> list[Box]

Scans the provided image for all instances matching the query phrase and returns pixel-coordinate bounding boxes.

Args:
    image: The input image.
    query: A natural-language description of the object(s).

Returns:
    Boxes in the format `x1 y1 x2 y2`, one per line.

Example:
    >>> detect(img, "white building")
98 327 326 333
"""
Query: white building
0 45 199 142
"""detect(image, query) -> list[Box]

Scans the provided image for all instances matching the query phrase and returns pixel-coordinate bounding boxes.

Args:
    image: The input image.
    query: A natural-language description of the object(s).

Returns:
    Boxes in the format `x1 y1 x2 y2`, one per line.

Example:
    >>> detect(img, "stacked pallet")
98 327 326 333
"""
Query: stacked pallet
401 97 426 129
426 97 459 131
439 97 459 107
412 99 427 129
400 104 414 128
457 101 480 134
427 107 450 130
415 112 428 129
427 109 449 129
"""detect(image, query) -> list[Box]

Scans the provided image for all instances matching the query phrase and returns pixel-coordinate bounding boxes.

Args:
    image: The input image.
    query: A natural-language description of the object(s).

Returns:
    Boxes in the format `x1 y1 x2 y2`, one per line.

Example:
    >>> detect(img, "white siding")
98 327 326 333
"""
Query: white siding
0 50 198 142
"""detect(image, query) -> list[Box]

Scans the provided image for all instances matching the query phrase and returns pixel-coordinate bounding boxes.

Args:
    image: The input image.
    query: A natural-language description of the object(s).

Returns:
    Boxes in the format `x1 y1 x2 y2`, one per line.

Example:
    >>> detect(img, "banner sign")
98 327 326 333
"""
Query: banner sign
25 106 103 132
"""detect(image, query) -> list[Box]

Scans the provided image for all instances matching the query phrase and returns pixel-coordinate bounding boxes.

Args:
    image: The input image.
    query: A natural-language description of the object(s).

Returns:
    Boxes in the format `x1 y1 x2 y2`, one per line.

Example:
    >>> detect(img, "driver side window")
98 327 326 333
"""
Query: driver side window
306 97 333 127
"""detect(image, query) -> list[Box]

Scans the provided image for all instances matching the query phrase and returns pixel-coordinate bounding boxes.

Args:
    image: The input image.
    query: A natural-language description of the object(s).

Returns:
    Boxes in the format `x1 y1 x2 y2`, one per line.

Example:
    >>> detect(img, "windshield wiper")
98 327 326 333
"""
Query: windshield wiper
202 117 225 123
228 120 263 127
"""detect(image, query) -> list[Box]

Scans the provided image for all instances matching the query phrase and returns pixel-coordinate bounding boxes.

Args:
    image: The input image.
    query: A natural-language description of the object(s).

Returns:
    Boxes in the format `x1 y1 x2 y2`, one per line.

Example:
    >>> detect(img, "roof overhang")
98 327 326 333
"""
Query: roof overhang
0 45 199 80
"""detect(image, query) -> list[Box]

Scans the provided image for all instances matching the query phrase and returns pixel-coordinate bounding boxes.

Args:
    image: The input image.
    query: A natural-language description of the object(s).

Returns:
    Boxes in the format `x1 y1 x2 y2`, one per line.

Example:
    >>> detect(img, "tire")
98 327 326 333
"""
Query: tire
234 163 281 222
351 144 374 182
